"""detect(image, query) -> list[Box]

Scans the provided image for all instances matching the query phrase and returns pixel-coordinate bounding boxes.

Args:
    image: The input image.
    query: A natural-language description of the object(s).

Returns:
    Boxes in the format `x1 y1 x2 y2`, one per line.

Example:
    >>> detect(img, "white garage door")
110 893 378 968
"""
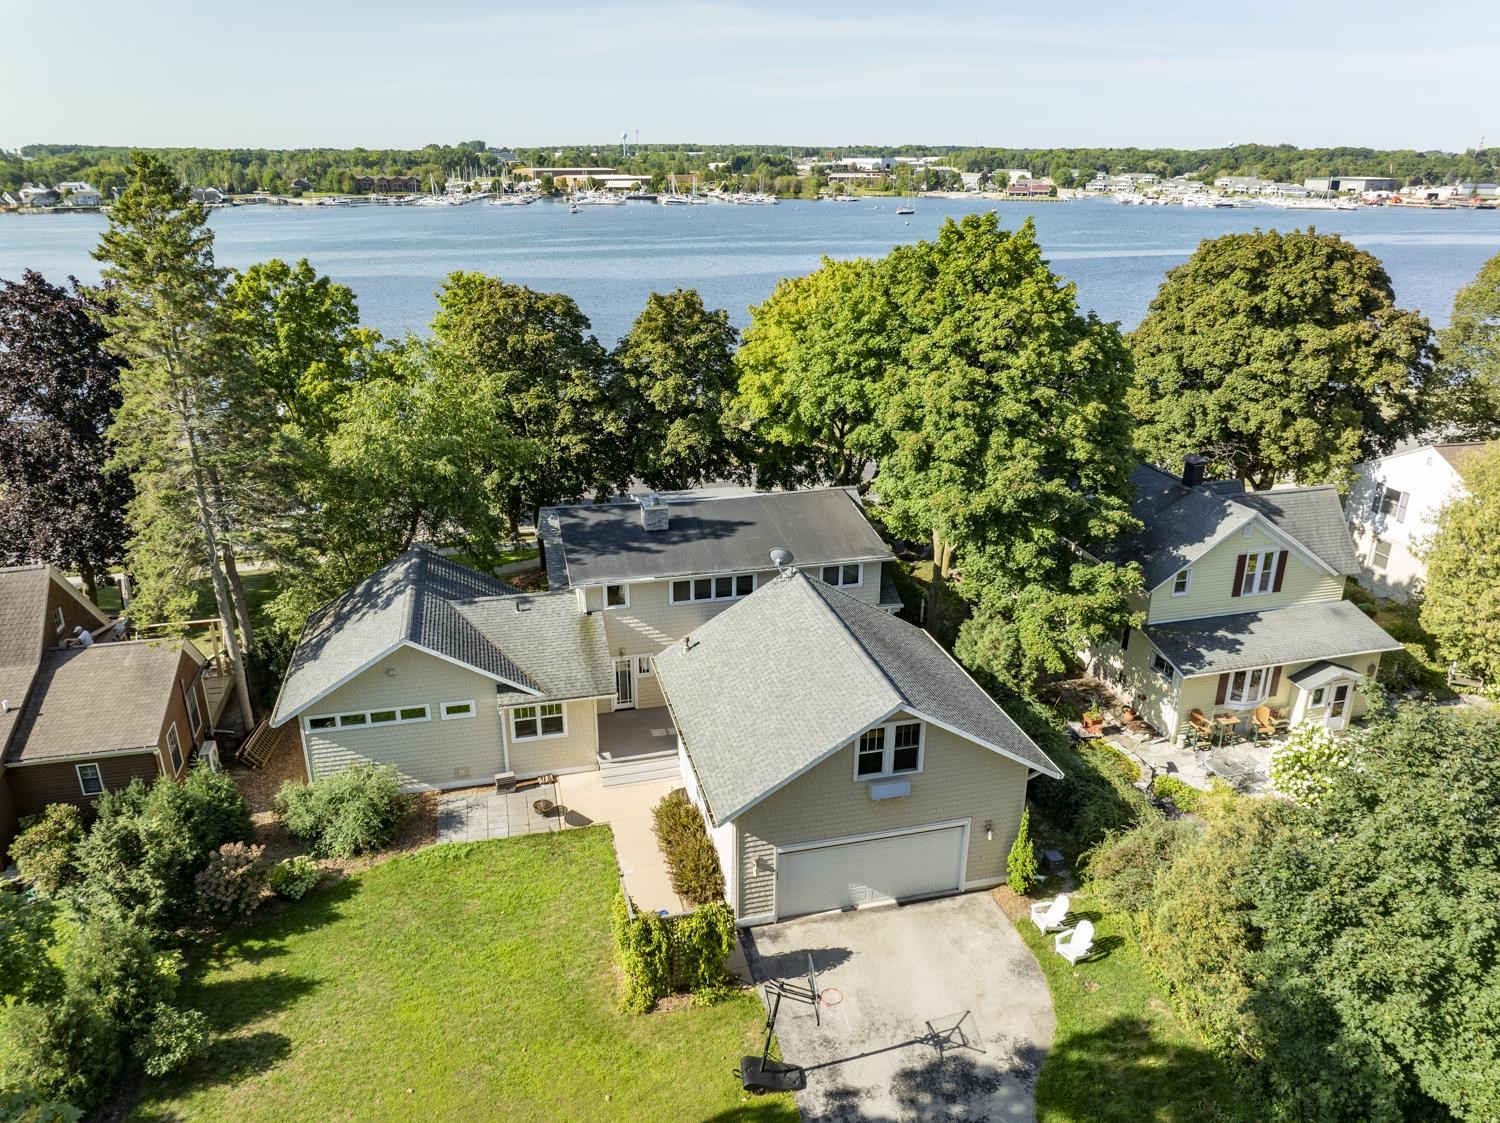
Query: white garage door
776 823 966 920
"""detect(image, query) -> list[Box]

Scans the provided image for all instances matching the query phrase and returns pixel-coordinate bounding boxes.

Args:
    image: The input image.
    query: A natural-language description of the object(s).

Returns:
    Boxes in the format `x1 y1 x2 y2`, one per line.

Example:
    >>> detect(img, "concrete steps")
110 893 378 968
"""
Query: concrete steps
599 749 681 787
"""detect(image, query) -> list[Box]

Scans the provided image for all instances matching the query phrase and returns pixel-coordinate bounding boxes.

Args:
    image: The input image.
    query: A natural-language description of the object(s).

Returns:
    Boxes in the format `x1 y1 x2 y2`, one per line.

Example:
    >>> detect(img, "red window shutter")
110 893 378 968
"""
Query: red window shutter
1231 554 1246 597
1272 551 1288 593
1269 666 1282 695
1215 673 1229 705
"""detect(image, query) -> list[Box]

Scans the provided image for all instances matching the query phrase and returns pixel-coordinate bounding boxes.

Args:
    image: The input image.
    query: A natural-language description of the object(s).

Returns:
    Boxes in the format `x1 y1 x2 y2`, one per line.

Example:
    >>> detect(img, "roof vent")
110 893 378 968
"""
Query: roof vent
636 493 669 532
1181 454 1209 488
1 699 10 715
513 597 532 613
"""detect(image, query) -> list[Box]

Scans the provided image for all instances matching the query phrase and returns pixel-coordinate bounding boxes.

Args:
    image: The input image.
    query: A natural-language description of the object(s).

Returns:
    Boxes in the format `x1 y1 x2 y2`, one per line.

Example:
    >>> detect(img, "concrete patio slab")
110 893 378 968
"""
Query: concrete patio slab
557 771 686 915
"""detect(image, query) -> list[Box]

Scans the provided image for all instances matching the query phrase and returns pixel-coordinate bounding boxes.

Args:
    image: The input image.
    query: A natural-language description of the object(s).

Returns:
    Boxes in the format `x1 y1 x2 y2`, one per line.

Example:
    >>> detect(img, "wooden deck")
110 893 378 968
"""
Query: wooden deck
203 671 236 723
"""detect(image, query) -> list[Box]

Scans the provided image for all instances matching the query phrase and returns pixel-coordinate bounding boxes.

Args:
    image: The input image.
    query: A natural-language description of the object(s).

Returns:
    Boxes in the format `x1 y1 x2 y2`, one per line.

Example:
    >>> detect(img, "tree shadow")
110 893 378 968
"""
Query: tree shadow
196 876 362 973
188 969 321 1035
130 1030 294 1120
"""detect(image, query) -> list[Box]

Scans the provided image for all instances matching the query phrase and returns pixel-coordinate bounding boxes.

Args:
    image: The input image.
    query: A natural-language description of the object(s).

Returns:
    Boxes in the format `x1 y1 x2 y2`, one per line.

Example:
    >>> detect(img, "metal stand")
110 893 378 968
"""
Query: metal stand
740 954 818 1093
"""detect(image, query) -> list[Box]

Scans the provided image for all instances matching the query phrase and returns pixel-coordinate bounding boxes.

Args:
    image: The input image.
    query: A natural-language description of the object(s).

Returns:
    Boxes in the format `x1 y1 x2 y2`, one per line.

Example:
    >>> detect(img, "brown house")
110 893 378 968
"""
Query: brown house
0 565 211 861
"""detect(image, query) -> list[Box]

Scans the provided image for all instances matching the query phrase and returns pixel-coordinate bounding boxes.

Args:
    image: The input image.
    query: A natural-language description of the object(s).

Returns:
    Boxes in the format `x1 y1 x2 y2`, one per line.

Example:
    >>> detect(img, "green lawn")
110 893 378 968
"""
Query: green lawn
130 828 794 1123
1014 894 1250 1123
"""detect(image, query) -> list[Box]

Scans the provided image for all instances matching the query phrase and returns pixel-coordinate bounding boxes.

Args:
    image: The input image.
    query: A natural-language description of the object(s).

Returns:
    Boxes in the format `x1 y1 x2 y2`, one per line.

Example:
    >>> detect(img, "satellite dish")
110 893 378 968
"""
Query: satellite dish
769 547 795 573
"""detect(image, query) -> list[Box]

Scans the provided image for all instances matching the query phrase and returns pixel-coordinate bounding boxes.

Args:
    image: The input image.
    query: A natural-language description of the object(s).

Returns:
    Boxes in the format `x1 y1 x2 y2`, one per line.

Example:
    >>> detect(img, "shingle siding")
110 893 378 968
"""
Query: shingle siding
7 751 160 815
503 698 599 776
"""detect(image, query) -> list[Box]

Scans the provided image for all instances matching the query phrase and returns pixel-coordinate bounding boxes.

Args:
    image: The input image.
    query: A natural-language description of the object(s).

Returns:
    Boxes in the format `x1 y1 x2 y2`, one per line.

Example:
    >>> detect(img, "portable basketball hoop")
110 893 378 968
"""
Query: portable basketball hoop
740 953 821 1093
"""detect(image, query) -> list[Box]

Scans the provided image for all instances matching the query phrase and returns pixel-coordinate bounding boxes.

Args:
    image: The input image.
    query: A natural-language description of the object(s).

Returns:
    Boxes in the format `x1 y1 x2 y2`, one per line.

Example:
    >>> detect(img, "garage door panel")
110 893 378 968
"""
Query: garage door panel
776 824 965 919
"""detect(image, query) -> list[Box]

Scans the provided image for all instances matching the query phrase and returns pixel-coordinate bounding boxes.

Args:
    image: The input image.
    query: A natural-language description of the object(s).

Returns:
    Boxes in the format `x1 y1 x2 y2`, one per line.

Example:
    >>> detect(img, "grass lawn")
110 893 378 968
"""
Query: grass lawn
1013 893 1251 1123
130 828 795 1123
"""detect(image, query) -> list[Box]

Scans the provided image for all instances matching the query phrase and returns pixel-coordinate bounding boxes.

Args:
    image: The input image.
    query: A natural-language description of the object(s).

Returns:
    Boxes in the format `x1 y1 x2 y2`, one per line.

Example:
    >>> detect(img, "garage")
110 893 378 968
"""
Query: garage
775 822 967 920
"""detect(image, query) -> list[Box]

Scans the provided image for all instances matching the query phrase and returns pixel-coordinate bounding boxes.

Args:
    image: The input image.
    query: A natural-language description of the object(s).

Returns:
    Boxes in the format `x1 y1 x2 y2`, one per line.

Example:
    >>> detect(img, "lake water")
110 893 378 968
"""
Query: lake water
2 196 1497 344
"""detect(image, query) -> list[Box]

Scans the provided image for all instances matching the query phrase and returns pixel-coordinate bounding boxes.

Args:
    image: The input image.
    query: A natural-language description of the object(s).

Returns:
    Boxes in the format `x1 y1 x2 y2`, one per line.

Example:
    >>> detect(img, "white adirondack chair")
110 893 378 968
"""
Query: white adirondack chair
1028 894 1070 932
1055 919 1095 966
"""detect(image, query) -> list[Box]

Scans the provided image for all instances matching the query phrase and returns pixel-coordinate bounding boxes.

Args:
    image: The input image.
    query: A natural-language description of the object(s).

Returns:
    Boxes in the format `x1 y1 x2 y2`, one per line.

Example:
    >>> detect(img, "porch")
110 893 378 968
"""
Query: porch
596 706 680 786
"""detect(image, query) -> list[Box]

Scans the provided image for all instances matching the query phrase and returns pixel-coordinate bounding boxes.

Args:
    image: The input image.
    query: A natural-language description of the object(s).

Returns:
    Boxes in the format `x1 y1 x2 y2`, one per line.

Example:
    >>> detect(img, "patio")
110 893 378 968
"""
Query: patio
1105 721 1279 796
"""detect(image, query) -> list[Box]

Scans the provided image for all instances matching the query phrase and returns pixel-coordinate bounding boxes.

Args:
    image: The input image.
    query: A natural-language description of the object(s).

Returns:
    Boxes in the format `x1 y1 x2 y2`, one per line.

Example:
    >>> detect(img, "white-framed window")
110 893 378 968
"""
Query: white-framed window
1311 686 1326 707
1239 550 1281 596
1151 652 1174 681
604 584 629 609
1372 485 1409 523
819 563 863 588
186 686 202 734
512 702 565 741
166 722 183 773
1225 665 1275 706
1171 568 1191 596
304 704 429 733
853 720 924 779
54 606 66 634
441 700 476 720
669 573 756 604
635 655 653 677
76 762 104 797
1371 538 1392 570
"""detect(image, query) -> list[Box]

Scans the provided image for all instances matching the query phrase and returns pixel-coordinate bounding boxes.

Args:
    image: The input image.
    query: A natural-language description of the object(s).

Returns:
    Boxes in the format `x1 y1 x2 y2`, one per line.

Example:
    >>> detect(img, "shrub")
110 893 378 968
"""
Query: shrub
1 890 62 1003
274 765 405 858
1150 774 1204 814
64 911 180 1037
195 841 267 922
673 900 736 996
179 763 254 851
1084 815 1197 914
1006 807 1039 893
138 1003 211 1077
268 855 322 900
1096 743 1143 784
0 993 121 1111
10 805 85 898
651 789 725 907
0 1085 81 1123
1270 725 1355 806
611 891 671 1013
1032 739 1159 850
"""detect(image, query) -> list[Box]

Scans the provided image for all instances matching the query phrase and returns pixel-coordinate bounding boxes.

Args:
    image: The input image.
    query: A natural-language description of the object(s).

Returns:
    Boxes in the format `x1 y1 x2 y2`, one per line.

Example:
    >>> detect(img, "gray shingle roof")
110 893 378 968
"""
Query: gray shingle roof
1288 660 1361 691
1103 464 1361 588
455 593 614 704
7 641 195 763
653 571 1059 825
539 489 893 590
1145 600 1403 678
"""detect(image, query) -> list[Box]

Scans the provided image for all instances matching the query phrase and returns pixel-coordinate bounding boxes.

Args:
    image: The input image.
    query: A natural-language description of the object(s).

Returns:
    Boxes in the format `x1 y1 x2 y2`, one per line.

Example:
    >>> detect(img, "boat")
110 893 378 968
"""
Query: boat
570 204 582 214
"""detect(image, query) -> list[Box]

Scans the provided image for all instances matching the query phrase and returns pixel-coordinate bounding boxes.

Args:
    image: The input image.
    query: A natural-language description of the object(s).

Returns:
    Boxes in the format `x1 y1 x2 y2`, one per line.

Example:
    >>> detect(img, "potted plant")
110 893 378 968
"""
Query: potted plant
1081 703 1105 734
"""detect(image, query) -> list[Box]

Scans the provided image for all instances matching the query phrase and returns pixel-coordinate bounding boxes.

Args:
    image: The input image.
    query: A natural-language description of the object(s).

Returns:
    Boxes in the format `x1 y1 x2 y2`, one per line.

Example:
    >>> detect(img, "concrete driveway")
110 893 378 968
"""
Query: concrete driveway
742 893 1053 1123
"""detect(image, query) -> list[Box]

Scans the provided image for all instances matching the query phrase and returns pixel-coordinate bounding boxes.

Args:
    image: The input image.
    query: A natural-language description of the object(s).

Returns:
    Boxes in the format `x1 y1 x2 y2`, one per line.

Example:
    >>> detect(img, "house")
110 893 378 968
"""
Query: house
1087 459 1402 742
270 489 904 791
351 175 421 194
17 184 58 208
655 570 1060 925
0 565 211 860
1346 442 1487 600
1304 175 1399 194
290 177 313 191
54 181 101 206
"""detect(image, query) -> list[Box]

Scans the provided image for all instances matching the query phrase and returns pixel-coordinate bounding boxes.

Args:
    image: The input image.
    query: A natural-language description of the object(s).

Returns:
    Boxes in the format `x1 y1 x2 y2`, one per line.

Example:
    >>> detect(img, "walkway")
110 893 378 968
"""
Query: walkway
435 784 567 843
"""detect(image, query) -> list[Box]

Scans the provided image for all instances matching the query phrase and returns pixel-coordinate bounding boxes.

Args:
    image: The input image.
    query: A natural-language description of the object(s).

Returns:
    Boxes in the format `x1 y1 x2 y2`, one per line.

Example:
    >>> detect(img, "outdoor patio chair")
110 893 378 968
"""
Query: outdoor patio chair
1252 706 1277 743
1188 709 1213 738
1029 894 1071 932
1055 919 1095 966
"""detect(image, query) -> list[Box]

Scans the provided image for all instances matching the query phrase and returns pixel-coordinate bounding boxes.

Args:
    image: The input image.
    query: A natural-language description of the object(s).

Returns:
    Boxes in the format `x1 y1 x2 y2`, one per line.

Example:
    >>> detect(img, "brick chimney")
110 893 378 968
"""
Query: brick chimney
637 493 669 532
1181 455 1209 488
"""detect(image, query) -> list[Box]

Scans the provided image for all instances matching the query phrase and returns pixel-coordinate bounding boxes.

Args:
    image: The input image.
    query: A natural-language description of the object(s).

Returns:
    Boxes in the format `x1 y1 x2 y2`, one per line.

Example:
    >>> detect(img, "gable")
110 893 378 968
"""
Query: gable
1147 520 1346 624
298 645 501 727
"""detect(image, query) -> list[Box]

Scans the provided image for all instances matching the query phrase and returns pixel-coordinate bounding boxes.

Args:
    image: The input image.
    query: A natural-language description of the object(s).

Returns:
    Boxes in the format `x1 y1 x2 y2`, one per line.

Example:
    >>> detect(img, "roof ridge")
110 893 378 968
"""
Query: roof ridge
796 575 906 709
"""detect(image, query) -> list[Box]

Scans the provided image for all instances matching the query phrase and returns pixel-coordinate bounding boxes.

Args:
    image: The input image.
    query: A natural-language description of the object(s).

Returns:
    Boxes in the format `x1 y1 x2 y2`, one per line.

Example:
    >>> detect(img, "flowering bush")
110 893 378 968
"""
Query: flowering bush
194 841 266 922
268 855 322 900
1270 725 1355 805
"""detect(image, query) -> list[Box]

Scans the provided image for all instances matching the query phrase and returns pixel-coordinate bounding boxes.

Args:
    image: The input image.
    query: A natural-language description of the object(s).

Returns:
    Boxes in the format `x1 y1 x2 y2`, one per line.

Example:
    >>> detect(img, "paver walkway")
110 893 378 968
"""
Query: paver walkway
435 787 562 843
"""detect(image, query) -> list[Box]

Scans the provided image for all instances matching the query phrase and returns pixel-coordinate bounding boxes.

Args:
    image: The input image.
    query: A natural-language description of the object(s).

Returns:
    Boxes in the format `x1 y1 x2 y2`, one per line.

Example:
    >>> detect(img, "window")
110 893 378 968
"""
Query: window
604 584 629 609
1372 485 1409 523
1311 686 1326 707
304 705 429 733
1225 665 1275 706
820 563 863 588
1371 538 1392 570
441 700 475 720
512 702 565 741
53 606 66 634
853 720 924 779
1171 568 1191 596
669 572 755 604
166 723 183 773
635 656 653 676
1239 550 1281 596
186 686 202 734
1151 652 1174 681
76 762 104 797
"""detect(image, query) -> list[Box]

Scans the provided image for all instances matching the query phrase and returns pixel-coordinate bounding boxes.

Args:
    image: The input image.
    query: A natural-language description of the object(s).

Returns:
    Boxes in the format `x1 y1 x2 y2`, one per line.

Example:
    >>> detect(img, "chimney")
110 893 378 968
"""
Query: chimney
1181 455 1209 488
637 493 669 532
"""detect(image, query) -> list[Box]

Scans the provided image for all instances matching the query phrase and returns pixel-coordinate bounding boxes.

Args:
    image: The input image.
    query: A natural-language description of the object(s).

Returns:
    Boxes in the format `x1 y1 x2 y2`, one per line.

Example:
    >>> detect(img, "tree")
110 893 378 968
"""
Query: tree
1420 441 1500 682
733 256 900 489
1436 251 1500 438
0 271 131 601
0 892 61 1004
613 289 743 490
875 214 1142 687
91 152 255 728
1129 228 1437 488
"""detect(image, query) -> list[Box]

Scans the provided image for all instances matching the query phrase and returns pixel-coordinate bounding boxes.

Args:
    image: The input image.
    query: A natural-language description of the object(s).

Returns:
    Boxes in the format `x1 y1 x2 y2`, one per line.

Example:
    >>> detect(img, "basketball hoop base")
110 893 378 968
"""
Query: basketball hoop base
740 1056 806 1093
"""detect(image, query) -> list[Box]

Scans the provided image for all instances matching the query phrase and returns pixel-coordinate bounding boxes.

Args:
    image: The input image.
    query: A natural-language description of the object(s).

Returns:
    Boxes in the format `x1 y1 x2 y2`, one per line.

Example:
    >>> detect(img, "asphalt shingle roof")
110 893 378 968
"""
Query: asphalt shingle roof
1145 600 1403 678
538 489 893 590
455 592 614 704
653 571 1059 825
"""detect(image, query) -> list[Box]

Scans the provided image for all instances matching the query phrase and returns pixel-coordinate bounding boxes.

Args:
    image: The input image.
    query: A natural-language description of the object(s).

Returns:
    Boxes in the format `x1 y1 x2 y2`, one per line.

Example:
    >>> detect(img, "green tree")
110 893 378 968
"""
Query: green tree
876 214 1142 687
733 256 900 489
1129 229 1436 488
613 289 743 490
1420 441 1500 682
1436 251 1500 438
0 892 61 1003
90 152 255 728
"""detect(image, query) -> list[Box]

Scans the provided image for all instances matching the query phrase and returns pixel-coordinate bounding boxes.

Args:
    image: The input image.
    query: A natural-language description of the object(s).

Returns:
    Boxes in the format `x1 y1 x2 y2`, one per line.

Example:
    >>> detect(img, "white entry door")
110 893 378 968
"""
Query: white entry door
775 823 966 920
1325 683 1352 731
613 658 635 710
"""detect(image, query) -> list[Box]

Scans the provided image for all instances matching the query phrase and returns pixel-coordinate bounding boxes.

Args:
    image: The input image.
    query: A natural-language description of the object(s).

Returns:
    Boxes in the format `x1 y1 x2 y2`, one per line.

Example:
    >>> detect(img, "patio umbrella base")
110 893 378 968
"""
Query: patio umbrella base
740 1056 806 1093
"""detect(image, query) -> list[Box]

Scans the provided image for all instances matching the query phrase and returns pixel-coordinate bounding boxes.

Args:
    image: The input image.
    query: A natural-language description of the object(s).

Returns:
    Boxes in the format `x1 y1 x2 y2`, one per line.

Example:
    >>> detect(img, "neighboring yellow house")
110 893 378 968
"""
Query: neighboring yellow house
1088 458 1403 743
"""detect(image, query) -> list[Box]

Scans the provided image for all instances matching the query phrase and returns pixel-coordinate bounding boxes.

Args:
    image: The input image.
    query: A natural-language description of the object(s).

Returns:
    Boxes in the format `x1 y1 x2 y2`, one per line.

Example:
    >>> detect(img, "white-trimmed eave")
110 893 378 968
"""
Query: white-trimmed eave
1161 636 1407 680
271 638 543 726
564 553 895 590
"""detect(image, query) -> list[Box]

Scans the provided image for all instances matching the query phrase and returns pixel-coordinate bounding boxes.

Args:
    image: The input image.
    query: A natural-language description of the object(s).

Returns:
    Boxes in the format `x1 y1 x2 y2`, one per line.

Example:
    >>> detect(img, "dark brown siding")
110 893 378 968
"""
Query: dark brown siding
159 649 209 777
0 769 17 864
43 575 108 648
6 752 160 819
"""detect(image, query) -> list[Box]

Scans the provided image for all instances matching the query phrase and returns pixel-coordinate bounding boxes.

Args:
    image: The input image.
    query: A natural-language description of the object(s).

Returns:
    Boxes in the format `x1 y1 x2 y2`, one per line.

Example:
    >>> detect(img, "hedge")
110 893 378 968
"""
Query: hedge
650 789 725 906
611 892 736 1013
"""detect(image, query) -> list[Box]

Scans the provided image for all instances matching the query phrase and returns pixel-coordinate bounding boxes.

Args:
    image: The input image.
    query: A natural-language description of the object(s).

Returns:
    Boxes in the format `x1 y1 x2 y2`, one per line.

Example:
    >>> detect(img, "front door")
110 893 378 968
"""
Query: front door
1325 683 1351 731
614 658 635 710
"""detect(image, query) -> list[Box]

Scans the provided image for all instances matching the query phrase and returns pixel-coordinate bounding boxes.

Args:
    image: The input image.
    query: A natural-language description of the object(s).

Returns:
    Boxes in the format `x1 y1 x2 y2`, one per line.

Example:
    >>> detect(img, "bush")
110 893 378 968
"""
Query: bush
672 901 735 996
611 891 672 1013
274 765 406 858
1 890 62 1003
0 993 120 1111
179 763 254 851
1270 725 1355 806
138 1003 211 1077
1031 739 1159 850
1096 742 1143 784
1150 775 1204 814
650 789 725 907
1084 815 1197 914
0 1085 81 1123
1006 807 1039 893
195 841 267 922
64 911 180 1038
10 805 85 898
268 855 322 900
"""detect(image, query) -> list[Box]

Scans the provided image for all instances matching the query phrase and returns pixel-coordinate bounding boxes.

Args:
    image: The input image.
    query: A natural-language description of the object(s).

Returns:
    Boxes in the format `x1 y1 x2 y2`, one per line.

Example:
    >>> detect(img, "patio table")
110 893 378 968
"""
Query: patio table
1213 713 1240 746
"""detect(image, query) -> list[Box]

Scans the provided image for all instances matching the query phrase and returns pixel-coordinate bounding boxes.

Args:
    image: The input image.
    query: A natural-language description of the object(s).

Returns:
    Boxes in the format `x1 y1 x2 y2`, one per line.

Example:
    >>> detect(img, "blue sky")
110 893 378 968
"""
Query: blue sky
8 1 1496 151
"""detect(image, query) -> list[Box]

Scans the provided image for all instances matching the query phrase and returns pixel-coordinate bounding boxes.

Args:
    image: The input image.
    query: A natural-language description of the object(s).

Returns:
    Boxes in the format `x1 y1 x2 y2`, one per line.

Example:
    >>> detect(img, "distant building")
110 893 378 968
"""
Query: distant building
1 191 19 207
838 156 896 172
290 177 313 191
17 183 58 207
1004 181 1052 197
190 186 225 205
55 181 101 206
1304 175 1399 194
1085 173 1157 193
826 171 883 185
352 175 420 194
959 172 987 191
512 166 615 181
1214 175 1267 193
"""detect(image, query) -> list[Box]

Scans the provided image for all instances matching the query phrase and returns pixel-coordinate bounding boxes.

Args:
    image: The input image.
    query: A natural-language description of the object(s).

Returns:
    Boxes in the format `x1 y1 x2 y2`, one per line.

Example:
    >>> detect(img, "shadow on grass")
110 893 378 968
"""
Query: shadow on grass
197 876 362 972
131 1031 294 1121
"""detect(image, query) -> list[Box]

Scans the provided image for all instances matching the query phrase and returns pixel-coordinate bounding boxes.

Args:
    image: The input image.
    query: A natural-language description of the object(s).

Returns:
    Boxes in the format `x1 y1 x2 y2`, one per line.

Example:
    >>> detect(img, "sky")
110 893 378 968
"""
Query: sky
6 0 1497 152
